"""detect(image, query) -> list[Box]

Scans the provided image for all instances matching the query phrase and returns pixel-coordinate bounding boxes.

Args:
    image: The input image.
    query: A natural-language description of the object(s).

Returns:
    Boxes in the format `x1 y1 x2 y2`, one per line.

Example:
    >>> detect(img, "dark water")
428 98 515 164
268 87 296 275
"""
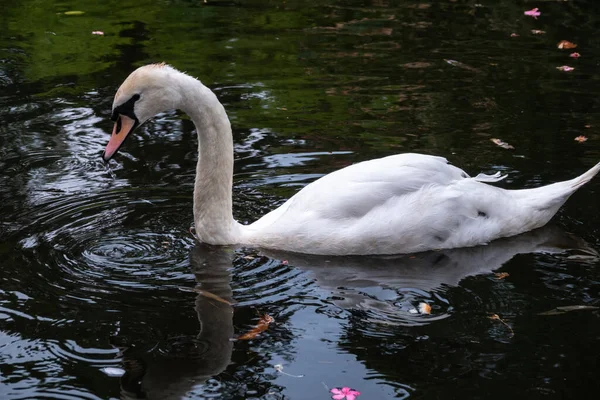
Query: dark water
1 0 600 399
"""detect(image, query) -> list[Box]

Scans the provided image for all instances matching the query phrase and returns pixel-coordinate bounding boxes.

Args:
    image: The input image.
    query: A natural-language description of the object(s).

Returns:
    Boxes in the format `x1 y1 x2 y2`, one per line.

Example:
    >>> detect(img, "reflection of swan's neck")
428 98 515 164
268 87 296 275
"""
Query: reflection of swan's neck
176 75 240 244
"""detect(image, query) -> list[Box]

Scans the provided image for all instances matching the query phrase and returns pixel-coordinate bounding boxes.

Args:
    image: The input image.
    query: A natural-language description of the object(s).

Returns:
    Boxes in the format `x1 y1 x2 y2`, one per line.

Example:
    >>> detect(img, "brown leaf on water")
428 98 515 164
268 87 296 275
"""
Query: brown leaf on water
494 272 510 279
557 40 577 49
418 302 432 315
237 314 274 340
539 305 599 316
574 135 588 143
490 138 514 150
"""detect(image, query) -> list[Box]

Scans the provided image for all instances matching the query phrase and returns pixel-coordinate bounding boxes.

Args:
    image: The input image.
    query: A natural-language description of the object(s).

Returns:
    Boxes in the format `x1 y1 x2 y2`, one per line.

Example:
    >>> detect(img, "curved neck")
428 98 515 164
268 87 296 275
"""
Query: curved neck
175 75 239 244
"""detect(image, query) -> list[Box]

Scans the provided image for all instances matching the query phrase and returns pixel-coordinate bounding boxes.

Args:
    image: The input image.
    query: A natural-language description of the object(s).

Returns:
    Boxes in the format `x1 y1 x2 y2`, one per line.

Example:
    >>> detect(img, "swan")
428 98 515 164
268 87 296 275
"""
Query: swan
102 63 600 256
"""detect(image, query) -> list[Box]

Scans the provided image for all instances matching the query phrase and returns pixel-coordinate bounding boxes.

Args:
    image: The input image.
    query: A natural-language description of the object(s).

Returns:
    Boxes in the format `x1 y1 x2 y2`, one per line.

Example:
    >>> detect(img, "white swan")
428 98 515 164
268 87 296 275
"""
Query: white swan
102 63 600 255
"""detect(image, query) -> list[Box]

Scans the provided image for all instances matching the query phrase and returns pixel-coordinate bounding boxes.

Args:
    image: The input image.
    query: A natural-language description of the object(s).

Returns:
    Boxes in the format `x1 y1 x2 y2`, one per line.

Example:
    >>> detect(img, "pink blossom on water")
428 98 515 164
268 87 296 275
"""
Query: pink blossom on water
331 387 361 400
524 8 541 19
570 52 581 58
556 65 575 72
92 31 104 35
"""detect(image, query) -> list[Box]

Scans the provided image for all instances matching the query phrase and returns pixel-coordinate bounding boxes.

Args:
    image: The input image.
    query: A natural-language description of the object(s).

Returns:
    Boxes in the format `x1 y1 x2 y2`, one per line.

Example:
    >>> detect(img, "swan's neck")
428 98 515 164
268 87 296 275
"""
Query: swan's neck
176 75 240 244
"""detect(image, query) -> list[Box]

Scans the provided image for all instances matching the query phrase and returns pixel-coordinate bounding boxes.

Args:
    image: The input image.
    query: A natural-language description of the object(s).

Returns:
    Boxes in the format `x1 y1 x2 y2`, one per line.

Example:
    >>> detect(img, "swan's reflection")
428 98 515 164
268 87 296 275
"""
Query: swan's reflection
117 225 596 397
262 225 598 320
120 244 234 400
264 224 597 290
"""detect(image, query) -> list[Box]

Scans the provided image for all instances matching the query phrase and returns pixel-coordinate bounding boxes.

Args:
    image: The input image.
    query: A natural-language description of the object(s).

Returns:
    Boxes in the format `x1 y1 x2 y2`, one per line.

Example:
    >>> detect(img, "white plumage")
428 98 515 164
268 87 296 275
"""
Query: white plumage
103 64 600 255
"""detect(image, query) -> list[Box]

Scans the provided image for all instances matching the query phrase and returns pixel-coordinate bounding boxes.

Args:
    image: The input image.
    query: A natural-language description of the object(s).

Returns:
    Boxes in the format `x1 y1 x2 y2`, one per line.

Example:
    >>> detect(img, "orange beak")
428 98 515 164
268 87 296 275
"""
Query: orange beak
102 115 137 161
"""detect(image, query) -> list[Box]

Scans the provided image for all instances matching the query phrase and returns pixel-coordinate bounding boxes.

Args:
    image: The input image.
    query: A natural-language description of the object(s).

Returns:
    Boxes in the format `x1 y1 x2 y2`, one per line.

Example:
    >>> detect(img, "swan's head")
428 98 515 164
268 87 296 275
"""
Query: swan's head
103 63 183 161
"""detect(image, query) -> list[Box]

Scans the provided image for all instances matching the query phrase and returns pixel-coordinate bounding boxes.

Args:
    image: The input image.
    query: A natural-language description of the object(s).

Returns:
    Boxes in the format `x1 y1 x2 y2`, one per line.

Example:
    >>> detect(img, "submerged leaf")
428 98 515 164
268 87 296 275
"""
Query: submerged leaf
191 288 234 305
237 314 274 340
444 59 480 73
64 10 85 15
489 313 514 336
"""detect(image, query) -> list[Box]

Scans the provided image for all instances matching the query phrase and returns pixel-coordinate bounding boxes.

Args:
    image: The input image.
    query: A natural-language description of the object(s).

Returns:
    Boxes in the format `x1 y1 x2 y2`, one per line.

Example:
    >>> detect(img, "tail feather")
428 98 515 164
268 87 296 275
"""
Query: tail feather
570 161 600 189
512 162 600 214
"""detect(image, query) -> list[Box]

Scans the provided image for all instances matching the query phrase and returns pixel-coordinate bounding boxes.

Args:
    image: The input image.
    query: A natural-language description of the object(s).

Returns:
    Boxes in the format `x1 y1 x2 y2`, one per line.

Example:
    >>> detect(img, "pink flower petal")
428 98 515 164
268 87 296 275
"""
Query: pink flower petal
524 8 540 19
346 395 357 400
330 388 343 395
331 395 345 400
341 387 352 394
570 52 581 58
556 65 574 72
91 31 104 35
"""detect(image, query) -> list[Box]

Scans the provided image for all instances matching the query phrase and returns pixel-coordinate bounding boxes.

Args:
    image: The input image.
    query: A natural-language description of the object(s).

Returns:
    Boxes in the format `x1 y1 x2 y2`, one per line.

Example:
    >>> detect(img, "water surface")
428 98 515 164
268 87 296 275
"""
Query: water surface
1 0 600 399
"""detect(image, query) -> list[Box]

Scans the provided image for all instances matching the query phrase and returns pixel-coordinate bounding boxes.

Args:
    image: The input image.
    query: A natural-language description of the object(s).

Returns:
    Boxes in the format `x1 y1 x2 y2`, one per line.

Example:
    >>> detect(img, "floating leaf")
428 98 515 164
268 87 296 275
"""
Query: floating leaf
557 40 577 49
494 272 510 279
524 8 541 19
418 302 432 314
237 314 274 340
91 31 104 36
490 138 514 150
64 10 85 15
574 135 588 143
556 65 574 72
538 305 599 316
531 29 546 35
569 52 581 58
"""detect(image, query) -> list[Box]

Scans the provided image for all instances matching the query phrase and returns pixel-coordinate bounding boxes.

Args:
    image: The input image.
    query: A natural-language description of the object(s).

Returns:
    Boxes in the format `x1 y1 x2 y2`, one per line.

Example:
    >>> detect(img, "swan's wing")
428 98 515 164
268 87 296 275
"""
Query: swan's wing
252 153 471 226
245 153 512 254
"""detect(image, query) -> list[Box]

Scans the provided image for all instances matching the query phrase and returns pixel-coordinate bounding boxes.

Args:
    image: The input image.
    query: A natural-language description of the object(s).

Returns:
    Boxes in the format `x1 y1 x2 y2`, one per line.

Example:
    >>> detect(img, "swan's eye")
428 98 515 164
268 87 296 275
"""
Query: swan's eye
132 93 141 101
